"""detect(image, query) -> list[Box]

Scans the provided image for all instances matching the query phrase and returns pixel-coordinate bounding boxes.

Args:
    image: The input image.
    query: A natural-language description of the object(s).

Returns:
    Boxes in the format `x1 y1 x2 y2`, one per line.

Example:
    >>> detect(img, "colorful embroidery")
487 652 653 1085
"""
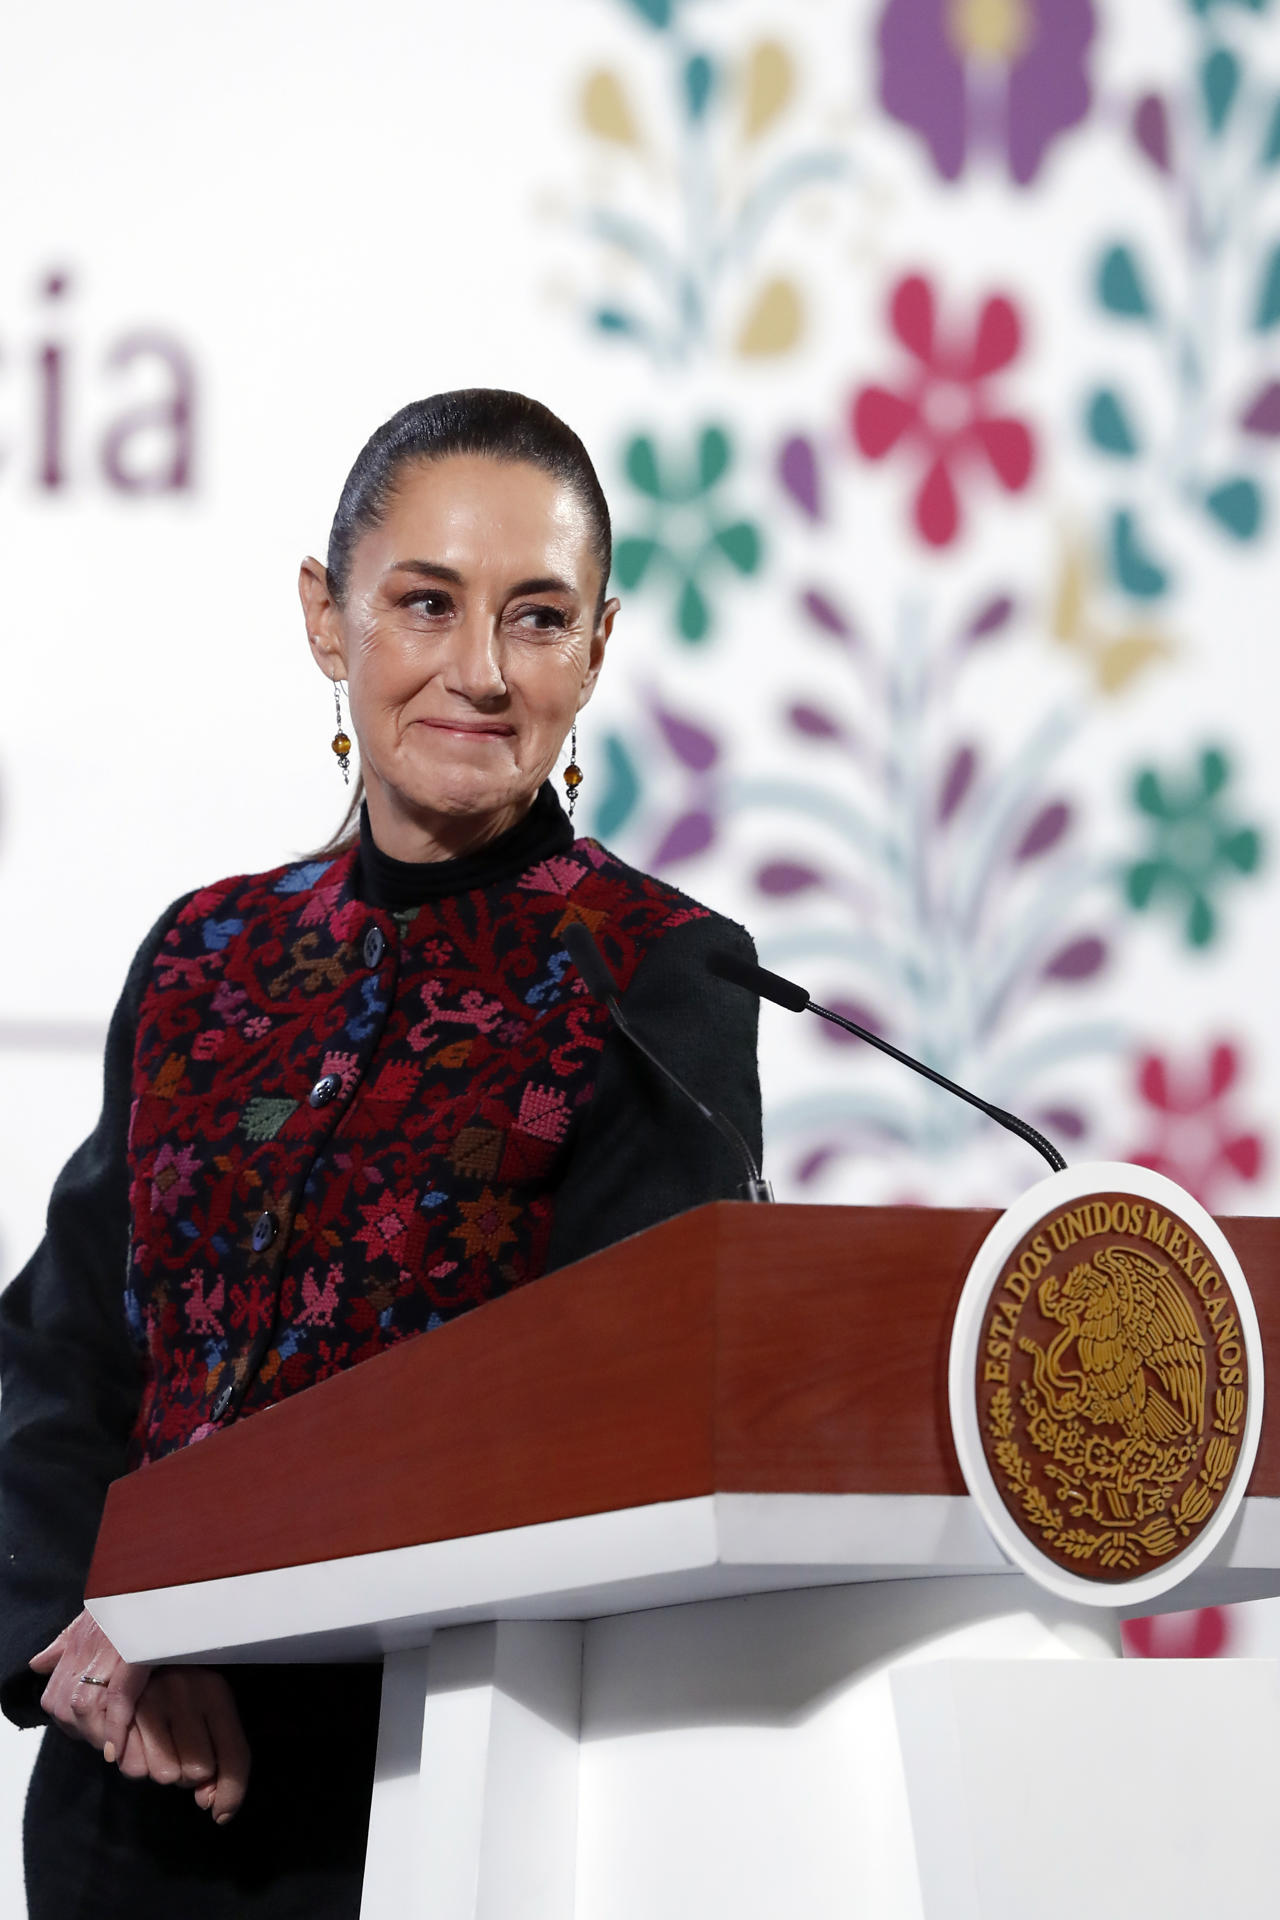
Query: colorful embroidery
124 836 708 1463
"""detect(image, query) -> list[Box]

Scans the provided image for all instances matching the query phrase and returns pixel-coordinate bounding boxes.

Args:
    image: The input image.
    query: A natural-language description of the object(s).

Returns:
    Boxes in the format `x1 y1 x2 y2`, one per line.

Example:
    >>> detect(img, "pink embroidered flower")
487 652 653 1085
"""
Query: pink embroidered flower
298 879 344 928
1128 1042 1265 1209
517 1083 570 1143
191 1029 227 1061
321 1049 360 1093
852 274 1035 546
150 1142 201 1218
243 1015 273 1040
329 900 365 941
520 856 588 896
355 1188 416 1263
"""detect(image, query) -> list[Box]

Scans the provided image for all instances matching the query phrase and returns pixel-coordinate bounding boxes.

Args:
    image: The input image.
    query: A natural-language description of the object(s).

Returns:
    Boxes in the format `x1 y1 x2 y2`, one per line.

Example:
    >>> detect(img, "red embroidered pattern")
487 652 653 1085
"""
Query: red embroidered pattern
124 839 706 1463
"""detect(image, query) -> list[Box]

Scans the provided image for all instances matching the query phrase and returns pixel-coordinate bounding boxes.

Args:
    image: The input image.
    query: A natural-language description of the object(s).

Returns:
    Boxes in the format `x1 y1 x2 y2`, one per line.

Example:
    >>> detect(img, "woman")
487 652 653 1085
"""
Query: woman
0 389 761 1917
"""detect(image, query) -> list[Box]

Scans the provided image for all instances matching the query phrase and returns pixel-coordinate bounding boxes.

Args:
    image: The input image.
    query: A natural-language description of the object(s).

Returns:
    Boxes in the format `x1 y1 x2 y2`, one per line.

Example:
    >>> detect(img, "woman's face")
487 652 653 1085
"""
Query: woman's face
300 454 617 859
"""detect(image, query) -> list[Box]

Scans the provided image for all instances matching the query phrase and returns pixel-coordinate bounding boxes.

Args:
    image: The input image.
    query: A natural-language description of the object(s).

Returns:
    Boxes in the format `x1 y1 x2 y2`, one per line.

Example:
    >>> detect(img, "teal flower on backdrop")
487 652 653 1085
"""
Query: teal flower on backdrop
1087 0 1280 599
612 426 763 641
1124 747 1262 947
1187 0 1271 15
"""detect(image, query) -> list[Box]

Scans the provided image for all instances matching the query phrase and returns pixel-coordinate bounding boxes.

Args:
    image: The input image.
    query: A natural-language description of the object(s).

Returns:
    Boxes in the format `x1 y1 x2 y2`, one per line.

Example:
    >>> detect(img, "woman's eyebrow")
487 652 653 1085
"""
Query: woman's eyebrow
509 575 575 597
385 559 465 583
383 562 575 598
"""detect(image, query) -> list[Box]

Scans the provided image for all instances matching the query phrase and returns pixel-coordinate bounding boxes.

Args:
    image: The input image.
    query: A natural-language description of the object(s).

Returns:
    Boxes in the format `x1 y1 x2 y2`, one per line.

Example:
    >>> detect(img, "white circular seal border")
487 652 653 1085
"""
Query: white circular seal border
948 1160 1265 1608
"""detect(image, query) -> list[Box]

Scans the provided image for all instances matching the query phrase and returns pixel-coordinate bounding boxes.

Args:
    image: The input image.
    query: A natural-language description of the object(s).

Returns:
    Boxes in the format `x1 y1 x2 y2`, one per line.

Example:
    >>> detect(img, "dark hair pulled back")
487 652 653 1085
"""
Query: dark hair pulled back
326 388 612 612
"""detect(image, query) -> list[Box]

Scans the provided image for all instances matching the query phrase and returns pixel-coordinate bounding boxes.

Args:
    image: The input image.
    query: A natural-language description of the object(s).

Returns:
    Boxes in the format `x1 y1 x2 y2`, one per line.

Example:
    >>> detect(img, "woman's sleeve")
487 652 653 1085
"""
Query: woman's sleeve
545 912 763 1273
0 899 188 1728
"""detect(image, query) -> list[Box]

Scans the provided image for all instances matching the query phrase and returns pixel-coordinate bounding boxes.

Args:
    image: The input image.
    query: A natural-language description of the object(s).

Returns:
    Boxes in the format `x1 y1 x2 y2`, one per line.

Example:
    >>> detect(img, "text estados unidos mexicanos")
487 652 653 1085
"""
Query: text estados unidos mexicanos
981 1201 1244 1389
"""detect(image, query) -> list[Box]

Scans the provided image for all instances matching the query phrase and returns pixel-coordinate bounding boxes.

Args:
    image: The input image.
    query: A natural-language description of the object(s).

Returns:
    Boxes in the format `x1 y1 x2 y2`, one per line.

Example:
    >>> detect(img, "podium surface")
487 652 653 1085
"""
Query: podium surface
83 1202 1280 1920
88 1202 1280 1661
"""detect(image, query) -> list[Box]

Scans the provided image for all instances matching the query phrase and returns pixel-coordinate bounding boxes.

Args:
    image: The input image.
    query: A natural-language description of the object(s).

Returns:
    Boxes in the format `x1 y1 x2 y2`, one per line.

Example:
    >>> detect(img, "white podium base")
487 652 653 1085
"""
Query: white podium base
359 1573 1123 1920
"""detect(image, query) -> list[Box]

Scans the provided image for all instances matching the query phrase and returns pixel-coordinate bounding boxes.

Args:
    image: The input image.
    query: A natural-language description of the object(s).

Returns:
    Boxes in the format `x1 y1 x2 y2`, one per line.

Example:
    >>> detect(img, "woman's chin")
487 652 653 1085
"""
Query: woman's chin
394 771 529 826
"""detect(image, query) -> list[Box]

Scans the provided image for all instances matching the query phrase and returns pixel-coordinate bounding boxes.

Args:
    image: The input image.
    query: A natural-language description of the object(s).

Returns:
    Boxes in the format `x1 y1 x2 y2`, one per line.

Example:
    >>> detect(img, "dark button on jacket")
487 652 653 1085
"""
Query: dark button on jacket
210 1382 234 1421
251 1210 278 1253
362 925 386 969
308 1074 342 1108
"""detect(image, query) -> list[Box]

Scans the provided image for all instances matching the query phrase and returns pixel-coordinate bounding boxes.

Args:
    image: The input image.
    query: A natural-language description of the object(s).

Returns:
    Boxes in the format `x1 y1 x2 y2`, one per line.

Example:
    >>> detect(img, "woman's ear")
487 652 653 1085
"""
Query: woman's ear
579 595 619 708
299 557 348 680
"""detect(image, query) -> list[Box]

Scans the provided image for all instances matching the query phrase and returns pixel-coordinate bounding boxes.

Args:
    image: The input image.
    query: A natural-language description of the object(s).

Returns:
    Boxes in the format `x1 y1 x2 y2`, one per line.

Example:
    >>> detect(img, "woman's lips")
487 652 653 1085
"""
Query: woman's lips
416 719 515 739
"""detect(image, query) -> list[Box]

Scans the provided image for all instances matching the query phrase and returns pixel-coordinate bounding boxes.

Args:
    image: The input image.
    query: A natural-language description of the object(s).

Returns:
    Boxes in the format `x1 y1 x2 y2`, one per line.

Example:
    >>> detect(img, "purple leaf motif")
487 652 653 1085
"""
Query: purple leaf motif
817 997 885 1043
800 587 854 643
796 1146 840 1185
938 745 978 823
778 434 822 520
1132 94 1171 173
756 860 825 897
653 703 719 772
963 594 1015 644
1241 382 1280 437
788 702 844 741
1015 801 1071 861
651 809 715 867
1039 1106 1087 1142
1043 936 1106 982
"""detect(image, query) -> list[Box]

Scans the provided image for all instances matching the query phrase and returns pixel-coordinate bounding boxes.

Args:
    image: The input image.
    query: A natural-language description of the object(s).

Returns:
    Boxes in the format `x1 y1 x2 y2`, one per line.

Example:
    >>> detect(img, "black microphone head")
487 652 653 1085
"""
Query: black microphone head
707 947 810 1015
564 919 620 1004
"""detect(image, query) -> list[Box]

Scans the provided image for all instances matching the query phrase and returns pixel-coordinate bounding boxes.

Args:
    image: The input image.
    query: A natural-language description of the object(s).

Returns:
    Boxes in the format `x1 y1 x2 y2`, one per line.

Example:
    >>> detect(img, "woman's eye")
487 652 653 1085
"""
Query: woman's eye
515 605 568 631
403 590 452 616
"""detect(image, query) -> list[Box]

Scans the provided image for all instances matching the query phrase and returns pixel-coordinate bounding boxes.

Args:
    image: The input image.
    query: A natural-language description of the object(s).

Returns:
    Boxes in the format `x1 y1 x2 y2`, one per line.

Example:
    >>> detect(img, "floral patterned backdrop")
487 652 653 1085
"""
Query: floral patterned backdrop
555 0 1279 1226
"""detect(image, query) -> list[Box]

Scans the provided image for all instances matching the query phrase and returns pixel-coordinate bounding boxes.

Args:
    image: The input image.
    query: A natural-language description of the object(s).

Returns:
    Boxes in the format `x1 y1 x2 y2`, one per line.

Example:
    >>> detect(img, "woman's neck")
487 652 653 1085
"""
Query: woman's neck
361 785 535 864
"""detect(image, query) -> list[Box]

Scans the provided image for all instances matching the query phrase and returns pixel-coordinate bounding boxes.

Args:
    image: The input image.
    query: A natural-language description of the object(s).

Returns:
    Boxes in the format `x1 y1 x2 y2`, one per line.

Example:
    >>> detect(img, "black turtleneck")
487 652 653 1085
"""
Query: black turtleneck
354 782 574 911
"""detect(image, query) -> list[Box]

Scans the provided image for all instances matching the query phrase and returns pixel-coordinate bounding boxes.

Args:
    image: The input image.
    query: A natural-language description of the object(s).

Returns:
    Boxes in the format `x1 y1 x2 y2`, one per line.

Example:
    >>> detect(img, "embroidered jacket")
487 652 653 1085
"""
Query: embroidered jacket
0 790 760 1723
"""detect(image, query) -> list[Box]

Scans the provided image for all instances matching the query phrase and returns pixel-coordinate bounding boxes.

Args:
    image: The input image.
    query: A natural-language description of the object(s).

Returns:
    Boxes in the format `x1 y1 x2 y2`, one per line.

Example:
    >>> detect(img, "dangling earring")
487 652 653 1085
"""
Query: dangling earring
563 721 583 821
331 677 351 785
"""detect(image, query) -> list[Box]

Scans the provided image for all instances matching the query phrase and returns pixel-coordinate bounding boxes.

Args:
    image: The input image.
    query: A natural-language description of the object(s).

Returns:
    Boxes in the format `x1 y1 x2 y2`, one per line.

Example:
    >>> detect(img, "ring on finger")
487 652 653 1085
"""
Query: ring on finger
78 1673 110 1687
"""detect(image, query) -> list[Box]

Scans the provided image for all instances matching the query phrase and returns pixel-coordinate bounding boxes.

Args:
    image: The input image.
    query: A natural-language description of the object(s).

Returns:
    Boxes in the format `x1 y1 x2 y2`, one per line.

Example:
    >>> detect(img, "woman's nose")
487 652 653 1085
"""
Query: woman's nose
445 613 507 703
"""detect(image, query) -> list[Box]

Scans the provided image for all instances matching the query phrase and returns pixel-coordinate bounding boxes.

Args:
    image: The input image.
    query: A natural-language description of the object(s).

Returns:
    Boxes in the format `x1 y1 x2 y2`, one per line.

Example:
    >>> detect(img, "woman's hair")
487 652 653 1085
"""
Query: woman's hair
315 388 613 854
326 388 612 611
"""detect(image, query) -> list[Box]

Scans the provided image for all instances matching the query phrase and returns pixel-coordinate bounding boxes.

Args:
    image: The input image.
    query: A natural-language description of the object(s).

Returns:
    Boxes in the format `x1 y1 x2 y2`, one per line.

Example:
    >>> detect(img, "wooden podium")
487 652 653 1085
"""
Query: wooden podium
86 1203 1280 1920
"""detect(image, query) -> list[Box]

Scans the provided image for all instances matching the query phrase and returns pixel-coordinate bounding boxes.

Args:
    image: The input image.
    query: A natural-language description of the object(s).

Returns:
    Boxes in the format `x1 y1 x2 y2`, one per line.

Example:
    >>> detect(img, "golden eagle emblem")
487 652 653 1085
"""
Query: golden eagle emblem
1027 1245 1207 1449
974 1192 1250 1583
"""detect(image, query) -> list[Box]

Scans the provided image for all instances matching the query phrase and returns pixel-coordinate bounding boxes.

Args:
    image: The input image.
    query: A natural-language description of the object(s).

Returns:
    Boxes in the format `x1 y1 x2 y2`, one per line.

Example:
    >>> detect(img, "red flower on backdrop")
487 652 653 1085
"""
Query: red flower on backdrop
1128 1042 1265 1209
852 274 1035 546
1123 1608 1231 1660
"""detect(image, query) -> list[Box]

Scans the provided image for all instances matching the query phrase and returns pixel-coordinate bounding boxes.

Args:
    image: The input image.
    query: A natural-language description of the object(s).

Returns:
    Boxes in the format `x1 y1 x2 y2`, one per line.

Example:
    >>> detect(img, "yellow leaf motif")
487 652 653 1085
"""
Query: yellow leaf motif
581 69 640 148
1051 532 1173 696
1051 540 1087 645
736 276 803 356
742 39 793 139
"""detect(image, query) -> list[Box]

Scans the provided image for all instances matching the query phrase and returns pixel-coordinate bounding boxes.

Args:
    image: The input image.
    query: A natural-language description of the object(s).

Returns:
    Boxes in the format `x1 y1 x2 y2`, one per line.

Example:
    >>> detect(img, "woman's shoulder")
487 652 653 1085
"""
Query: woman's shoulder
155 846 358 937
569 836 755 956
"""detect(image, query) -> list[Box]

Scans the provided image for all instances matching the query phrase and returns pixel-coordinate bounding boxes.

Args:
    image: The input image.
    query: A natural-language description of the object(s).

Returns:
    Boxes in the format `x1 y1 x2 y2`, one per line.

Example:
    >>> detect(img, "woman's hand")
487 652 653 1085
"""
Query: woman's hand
117 1668 251 1822
30 1612 251 1820
30 1610 150 1766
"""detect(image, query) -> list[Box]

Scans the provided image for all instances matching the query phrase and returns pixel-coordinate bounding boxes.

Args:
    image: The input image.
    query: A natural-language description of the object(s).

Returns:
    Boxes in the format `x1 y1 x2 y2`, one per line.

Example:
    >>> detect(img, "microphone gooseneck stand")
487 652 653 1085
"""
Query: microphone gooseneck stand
707 949 1066 1177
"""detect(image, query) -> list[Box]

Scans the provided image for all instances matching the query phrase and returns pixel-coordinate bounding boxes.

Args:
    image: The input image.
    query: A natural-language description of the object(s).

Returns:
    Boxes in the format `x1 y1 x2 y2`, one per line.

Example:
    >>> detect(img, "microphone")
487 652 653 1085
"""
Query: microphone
707 950 1066 1176
563 920 774 1203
